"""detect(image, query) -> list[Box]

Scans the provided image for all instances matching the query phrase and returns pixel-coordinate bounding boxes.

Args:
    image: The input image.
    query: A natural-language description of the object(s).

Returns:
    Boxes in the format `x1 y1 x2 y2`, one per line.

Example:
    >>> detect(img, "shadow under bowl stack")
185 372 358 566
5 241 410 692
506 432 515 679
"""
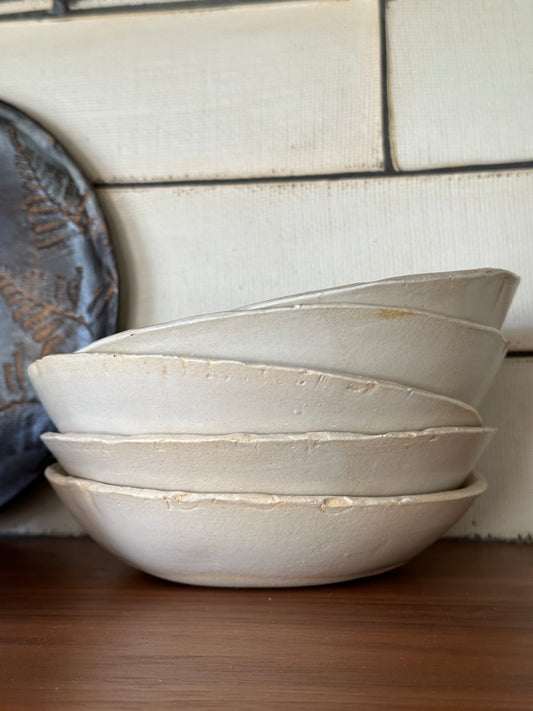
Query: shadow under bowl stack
29 267 519 587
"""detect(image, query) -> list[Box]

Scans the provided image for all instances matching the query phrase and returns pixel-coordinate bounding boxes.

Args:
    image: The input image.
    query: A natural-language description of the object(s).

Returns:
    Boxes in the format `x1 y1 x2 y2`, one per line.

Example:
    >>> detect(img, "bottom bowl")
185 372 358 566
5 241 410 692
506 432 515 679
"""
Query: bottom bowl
45 465 486 588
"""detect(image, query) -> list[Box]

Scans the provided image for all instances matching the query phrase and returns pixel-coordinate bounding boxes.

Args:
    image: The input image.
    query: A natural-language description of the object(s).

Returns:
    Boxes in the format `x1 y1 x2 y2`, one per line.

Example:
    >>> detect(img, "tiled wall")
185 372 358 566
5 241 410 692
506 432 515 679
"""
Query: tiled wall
0 0 531 539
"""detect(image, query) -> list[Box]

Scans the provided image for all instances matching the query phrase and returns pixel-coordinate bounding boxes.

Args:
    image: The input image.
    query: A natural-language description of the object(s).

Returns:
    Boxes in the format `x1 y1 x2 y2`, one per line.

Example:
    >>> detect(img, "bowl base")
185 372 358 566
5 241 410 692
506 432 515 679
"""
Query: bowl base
140 560 409 588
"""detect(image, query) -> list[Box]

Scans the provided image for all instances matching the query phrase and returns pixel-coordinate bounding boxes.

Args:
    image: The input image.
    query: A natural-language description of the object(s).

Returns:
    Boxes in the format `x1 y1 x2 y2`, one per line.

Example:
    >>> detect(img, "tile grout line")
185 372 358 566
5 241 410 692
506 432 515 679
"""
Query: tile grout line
66 0 300 15
379 0 395 174
53 0 69 13
92 160 533 190
0 0 301 21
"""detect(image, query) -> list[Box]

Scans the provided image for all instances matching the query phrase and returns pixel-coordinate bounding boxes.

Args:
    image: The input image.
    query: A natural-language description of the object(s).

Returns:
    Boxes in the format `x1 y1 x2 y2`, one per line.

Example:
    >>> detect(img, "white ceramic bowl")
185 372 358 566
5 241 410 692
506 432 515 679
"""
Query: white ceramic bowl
46 465 487 587
28 354 481 436
42 427 494 496
79 304 506 407
241 268 519 329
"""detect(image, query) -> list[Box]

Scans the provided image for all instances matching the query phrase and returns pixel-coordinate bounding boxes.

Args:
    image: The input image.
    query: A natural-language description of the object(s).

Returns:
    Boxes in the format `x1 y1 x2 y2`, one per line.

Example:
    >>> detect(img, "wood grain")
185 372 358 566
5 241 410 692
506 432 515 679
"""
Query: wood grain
387 0 533 169
0 1 382 181
0 537 531 710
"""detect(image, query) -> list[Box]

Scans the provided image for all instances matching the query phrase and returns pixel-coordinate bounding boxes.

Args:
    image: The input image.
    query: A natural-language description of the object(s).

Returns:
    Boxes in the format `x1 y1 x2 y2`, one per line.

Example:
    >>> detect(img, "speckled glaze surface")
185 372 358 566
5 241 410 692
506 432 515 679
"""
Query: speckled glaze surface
42 427 494 496
28 353 482 436
79 304 506 406
241 268 519 329
45 466 487 587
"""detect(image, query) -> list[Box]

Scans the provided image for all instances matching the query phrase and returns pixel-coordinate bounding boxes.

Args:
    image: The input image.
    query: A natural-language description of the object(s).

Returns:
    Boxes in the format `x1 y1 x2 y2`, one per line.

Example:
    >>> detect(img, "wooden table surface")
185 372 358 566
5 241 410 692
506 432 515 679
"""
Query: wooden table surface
1 537 532 710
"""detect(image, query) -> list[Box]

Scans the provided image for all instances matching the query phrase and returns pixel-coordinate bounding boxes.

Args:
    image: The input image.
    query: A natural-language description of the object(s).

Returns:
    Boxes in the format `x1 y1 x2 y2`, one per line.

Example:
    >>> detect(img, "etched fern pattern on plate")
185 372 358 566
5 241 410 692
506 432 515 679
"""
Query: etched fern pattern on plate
0 101 118 504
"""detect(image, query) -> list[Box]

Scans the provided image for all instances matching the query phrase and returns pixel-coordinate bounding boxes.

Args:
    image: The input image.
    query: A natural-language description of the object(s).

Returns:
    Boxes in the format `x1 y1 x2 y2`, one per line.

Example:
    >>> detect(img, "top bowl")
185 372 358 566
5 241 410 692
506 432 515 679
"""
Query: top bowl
79 304 506 406
241 268 519 329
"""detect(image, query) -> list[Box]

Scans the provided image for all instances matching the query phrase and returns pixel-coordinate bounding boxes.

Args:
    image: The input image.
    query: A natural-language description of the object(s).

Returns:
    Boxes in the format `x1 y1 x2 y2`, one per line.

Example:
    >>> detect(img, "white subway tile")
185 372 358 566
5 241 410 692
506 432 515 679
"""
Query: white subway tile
0 0 52 13
387 0 533 169
0 0 383 180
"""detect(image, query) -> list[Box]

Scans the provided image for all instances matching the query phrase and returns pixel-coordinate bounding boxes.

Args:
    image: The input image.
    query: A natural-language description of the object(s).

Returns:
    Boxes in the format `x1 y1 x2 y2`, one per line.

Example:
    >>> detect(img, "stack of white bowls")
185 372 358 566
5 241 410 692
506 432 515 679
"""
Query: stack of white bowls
30 268 518 587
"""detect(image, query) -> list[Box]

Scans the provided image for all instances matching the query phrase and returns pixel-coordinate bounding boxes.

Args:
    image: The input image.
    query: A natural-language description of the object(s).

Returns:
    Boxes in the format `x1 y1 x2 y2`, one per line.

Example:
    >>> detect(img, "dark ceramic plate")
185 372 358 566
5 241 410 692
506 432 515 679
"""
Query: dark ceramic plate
0 100 118 506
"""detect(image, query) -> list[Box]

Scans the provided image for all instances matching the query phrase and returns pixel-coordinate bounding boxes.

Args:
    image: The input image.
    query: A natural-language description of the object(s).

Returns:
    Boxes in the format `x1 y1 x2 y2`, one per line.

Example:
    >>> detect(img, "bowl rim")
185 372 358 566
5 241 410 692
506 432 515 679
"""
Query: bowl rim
240 267 520 305
41 427 496 446
76 301 507 356
45 465 487 509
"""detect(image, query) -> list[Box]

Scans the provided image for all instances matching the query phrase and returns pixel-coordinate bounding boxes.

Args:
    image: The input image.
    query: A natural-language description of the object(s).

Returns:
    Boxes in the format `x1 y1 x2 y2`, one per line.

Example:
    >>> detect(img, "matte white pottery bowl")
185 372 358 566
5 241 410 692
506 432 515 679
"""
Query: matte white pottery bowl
242 268 519 329
28 354 482 436
45 465 487 587
79 304 506 406
42 427 494 496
